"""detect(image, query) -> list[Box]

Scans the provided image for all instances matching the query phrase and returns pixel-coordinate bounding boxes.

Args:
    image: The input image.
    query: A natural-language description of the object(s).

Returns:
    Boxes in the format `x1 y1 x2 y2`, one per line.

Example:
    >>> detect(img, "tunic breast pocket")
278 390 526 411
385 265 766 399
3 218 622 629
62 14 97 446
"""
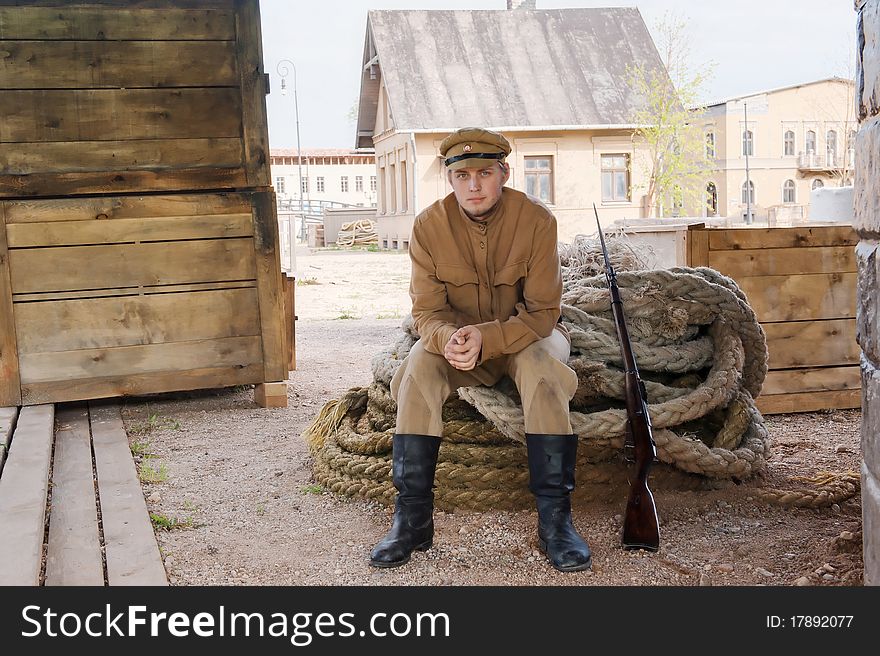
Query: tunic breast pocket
492 261 527 313
436 264 479 312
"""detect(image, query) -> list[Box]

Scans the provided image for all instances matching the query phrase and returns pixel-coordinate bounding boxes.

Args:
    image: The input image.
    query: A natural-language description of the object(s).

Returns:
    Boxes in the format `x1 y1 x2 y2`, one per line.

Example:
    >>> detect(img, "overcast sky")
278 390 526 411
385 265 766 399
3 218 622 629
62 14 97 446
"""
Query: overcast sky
260 0 858 149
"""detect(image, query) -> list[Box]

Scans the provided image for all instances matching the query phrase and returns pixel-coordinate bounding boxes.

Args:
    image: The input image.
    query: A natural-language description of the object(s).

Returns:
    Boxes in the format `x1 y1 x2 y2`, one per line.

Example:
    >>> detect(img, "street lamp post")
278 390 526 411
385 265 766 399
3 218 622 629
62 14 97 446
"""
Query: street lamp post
276 58 306 243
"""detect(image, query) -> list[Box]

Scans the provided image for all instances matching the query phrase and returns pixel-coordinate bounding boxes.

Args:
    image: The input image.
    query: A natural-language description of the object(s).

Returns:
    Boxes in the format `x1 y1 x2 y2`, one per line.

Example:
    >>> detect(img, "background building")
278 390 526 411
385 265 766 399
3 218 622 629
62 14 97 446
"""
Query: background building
270 148 377 209
696 77 856 223
354 6 674 248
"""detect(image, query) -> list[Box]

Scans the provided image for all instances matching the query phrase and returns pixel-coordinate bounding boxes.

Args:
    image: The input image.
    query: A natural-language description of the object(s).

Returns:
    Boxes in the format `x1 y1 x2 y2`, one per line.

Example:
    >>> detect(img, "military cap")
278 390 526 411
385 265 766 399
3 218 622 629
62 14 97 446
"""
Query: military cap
439 127 512 170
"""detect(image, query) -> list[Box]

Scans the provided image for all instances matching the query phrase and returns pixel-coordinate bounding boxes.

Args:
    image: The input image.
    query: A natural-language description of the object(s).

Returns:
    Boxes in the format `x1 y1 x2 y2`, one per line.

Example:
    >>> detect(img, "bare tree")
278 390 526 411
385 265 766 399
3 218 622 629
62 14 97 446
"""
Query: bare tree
627 12 715 217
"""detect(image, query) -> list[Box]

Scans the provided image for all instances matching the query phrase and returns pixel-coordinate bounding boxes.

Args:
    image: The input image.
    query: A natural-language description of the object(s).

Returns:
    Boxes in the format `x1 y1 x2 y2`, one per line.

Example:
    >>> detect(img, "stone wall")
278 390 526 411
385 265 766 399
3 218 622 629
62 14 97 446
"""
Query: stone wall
856 0 880 586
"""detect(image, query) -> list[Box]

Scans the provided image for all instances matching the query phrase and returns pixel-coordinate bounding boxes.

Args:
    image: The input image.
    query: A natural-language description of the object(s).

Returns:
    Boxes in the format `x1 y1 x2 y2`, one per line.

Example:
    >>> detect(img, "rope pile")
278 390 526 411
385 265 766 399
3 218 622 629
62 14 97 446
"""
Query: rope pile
336 219 378 247
304 232 860 510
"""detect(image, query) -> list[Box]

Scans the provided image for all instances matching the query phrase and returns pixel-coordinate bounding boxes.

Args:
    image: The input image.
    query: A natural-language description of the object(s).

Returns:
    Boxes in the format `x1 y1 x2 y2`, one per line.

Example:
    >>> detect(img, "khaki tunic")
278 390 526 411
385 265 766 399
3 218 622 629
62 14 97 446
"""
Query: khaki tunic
408 186 569 362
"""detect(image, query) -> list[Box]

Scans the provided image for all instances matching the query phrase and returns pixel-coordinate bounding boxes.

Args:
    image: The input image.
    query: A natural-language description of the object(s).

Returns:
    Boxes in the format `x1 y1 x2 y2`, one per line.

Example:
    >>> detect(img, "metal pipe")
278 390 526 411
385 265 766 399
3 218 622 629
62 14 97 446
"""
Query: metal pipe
277 59 306 244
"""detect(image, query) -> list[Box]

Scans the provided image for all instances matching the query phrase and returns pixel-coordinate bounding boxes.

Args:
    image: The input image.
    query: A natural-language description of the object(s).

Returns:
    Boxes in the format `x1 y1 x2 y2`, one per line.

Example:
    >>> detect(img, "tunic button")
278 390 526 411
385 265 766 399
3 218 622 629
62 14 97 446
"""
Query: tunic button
479 225 486 232
479 242 485 249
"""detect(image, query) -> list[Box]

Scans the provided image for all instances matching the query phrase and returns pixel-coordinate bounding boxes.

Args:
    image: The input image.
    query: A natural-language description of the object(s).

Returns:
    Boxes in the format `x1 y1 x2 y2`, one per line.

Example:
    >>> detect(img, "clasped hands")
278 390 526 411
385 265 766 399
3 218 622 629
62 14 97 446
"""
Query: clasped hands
443 325 482 371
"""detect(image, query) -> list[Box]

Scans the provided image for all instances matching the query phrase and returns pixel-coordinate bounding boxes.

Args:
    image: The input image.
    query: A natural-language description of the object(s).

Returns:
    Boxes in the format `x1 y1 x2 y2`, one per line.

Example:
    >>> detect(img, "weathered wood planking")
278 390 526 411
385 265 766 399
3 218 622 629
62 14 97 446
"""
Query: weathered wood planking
7 213 253 247
0 404 54 585
0 202 21 405
45 404 104 586
0 88 241 143
761 366 860 396
0 4 235 40
89 401 166 586
737 273 857 322
708 246 857 278
22 363 264 405
251 191 286 381
0 405 17 472
9 239 257 293
14 280 255 303
20 335 263 384
283 273 296 371
2 192 252 224
0 40 237 89
707 225 859 250
756 389 861 414
235 0 270 187
1 139 243 177
763 319 860 369
16 288 261 353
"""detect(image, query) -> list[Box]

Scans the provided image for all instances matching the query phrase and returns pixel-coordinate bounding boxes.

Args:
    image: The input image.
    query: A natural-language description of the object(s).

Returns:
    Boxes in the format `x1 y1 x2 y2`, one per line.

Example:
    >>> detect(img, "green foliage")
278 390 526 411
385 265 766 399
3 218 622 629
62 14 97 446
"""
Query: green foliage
335 308 358 320
139 458 168 484
130 440 153 457
627 12 715 217
301 484 324 495
150 513 193 531
297 276 320 286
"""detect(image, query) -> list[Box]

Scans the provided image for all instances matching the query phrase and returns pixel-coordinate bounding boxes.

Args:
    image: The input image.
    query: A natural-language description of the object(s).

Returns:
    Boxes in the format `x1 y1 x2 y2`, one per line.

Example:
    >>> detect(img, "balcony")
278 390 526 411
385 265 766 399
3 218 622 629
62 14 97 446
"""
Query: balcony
797 150 854 171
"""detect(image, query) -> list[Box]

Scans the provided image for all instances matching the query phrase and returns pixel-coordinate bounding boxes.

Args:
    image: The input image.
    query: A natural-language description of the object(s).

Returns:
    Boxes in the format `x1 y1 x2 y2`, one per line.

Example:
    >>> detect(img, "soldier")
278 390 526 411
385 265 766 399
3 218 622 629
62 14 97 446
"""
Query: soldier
369 127 591 572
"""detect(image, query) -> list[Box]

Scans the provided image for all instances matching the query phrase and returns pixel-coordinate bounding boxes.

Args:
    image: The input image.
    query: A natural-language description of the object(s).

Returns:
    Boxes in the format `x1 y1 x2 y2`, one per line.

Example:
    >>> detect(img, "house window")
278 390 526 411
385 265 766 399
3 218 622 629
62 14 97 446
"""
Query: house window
601 154 630 202
742 130 753 156
341 176 349 192
301 177 308 194
806 130 816 154
275 176 285 194
812 179 824 190
783 179 796 203
370 175 377 192
706 182 717 216
316 176 325 193
399 161 408 213
741 180 755 204
784 130 795 156
524 156 554 203
826 130 837 166
705 132 715 158
389 163 397 213
355 176 363 192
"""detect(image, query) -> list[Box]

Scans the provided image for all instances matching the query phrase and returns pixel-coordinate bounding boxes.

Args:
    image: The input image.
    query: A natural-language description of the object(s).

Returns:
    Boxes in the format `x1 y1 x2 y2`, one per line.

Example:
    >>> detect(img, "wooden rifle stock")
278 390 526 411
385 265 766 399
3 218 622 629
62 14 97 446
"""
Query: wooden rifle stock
594 205 660 552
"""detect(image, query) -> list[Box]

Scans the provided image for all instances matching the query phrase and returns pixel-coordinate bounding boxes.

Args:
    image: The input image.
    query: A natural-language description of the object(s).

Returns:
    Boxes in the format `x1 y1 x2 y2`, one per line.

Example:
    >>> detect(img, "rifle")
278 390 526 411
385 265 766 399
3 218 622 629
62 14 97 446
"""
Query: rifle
593 204 660 552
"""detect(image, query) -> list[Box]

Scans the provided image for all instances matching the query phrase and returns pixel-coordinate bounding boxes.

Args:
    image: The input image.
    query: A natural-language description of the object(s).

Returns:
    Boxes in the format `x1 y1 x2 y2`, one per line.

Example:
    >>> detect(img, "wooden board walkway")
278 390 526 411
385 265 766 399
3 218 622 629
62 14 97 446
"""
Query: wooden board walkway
0 401 166 586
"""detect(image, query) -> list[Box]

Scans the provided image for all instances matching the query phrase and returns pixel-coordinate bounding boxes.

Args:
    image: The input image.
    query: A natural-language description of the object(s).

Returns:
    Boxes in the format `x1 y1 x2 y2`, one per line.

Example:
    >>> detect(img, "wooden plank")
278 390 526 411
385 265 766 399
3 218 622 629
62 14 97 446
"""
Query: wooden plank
1 138 243 177
0 404 54 585
763 319 860 369
0 206 21 406
761 366 860 396
0 405 17 472
251 191 286 382
708 245 857 278
737 273 857 322
3 193 252 224
9 238 257 294
708 225 858 251
283 273 296 371
0 5 235 40
15 288 261 354
7 212 253 247
0 40 237 89
89 401 166 586
22 363 264 405
687 228 709 267
234 0 271 187
14 280 256 303
255 382 287 408
0 167 249 199
756 389 861 414
44 404 104 586
19 335 263 384
0 88 241 143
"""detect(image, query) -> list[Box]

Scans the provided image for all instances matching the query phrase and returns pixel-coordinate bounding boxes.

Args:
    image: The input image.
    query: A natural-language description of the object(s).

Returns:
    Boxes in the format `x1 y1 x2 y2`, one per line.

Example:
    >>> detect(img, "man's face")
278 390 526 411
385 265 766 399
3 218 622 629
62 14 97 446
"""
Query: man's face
447 163 510 218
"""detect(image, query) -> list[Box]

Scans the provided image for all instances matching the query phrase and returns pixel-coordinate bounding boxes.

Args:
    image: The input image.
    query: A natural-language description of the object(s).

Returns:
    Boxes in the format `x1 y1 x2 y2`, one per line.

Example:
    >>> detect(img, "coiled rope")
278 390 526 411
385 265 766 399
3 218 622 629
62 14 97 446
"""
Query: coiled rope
304 234 859 510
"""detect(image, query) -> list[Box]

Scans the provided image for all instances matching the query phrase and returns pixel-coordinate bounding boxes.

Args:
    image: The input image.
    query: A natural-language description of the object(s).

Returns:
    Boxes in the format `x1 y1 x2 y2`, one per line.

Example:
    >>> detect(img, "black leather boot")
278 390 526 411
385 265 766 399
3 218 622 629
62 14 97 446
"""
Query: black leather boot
526 433 592 572
369 434 441 568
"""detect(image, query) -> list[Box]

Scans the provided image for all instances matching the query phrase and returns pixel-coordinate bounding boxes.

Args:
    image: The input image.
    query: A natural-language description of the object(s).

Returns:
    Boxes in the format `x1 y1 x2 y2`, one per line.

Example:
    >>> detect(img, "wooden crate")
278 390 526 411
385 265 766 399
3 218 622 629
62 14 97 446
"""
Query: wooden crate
687 224 859 414
0 191 286 406
0 0 270 197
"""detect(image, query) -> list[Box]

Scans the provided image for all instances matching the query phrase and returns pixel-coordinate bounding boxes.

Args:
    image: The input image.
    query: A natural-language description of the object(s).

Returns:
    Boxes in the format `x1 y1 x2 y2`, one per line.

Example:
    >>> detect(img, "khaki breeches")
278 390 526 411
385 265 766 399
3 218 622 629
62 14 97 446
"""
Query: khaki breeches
390 329 578 436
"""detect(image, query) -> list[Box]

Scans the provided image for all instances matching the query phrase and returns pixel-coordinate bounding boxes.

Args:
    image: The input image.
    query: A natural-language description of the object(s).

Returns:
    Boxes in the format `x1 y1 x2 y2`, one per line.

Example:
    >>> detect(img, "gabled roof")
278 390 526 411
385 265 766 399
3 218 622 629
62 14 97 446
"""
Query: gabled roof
355 8 670 148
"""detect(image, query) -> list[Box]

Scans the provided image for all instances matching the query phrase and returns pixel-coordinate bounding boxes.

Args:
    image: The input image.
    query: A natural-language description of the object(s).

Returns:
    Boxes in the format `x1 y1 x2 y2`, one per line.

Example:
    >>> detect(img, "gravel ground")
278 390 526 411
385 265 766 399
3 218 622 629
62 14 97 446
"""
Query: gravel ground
120 317 863 587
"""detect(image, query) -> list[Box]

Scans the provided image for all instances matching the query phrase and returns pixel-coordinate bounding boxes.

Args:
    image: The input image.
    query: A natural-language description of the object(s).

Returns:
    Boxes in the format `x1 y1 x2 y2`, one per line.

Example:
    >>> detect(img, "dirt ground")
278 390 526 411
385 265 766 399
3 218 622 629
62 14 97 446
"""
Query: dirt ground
119 246 864 587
